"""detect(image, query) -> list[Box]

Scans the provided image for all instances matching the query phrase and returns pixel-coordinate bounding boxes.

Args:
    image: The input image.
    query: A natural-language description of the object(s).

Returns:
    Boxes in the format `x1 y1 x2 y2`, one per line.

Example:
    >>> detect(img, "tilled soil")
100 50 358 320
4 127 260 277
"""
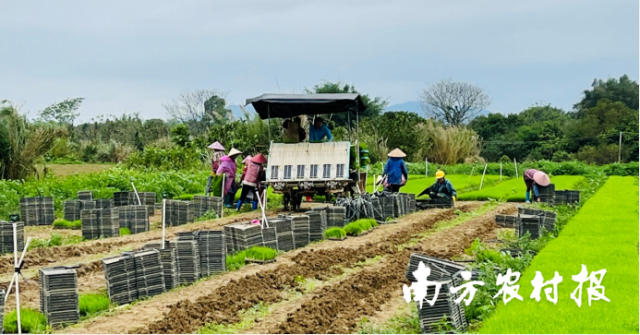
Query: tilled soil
136 205 488 334
270 204 516 334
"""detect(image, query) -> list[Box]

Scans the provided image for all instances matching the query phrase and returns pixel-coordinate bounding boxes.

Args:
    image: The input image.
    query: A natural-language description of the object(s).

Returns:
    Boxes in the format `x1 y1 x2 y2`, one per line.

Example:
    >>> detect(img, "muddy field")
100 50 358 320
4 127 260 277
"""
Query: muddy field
0 200 518 334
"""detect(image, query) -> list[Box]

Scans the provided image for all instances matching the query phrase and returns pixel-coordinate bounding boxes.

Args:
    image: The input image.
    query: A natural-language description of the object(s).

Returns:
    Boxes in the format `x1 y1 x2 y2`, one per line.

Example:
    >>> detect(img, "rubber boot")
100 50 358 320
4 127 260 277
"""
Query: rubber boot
236 200 243 212
305 195 313 202
252 200 258 210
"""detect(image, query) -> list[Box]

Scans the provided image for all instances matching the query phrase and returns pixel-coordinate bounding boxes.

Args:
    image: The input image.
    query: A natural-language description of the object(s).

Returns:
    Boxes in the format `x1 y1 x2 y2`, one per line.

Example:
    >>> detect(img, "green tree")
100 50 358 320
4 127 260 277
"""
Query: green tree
171 124 191 147
38 98 84 125
305 81 388 128
368 111 425 160
419 79 490 126
574 75 639 113
164 90 232 137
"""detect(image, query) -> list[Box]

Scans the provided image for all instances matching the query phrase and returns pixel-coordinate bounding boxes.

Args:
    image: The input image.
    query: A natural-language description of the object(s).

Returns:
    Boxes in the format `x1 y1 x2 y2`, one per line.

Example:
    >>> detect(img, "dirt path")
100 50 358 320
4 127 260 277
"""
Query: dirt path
259 203 516 334
1 205 325 312
57 204 479 334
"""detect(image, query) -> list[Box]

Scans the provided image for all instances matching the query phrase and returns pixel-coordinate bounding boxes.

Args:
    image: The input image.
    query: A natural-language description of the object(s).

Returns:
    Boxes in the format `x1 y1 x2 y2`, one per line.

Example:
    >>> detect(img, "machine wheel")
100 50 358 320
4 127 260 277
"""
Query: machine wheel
291 189 302 211
325 193 332 203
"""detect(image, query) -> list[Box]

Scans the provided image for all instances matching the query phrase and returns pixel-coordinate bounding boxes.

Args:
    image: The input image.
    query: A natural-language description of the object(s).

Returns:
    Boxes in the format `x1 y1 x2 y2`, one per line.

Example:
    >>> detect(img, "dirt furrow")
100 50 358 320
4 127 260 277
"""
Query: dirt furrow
133 204 487 334
268 203 516 334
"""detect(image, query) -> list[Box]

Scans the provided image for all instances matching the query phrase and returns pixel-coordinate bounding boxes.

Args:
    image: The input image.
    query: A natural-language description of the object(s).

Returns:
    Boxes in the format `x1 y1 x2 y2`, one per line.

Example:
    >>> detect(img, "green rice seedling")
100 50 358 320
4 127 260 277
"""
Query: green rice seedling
28 233 82 250
119 227 131 236
480 177 637 334
344 221 364 236
178 194 195 200
324 227 347 239
458 175 585 201
52 218 82 229
226 250 247 271
244 246 277 261
195 210 218 222
79 292 111 318
3 308 48 334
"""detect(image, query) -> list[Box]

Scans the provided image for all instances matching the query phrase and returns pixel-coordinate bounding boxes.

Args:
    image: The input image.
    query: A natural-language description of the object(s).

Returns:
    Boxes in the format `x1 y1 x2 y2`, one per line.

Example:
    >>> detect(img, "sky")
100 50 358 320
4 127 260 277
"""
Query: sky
1 0 638 122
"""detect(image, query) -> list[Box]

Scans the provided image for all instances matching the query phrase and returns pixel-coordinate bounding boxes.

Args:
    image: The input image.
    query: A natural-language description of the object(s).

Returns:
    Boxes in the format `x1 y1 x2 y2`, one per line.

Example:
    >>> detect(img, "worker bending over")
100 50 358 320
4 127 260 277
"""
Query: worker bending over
523 168 550 203
419 170 457 200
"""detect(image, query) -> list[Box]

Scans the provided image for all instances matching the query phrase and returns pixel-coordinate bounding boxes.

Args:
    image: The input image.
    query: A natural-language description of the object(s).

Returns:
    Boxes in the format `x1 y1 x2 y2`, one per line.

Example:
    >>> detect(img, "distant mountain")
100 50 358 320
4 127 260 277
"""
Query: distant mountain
384 101 422 113
384 101 492 118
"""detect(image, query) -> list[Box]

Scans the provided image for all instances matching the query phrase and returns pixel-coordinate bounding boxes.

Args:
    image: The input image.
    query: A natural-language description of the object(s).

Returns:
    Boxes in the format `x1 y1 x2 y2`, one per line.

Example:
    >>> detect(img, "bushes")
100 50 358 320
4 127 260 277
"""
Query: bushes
79 292 111 318
324 227 346 239
2 308 48 334
52 218 81 229
344 219 377 236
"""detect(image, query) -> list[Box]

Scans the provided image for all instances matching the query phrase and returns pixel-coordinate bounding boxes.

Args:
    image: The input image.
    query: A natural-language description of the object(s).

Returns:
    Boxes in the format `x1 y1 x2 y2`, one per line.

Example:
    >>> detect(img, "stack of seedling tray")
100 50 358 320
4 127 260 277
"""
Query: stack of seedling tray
129 192 156 216
39 267 79 326
390 194 403 217
165 200 195 226
415 197 454 210
0 220 24 254
224 222 263 253
537 183 556 205
554 190 580 205
20 196 55 226
405 253 466 282
287 215 310 249
102 253 137 305
193 195 223 218
81 200 96 210
517 207 557 231
260 226 279 250
370 197 384 222
81 208 119 240
63 200 83 221
518 214 542 239
131 249 165 299
305 210 327 242
118 205 149 234
144 241 178 290
416 278 467 334
95 199 113 209
271 218 295 252
113 191 130 207
323 206 346 227
379 196 396 220
197 230 227 276
0 288 4 334
77 191 93 201
494 214 518 228
170 240 201 285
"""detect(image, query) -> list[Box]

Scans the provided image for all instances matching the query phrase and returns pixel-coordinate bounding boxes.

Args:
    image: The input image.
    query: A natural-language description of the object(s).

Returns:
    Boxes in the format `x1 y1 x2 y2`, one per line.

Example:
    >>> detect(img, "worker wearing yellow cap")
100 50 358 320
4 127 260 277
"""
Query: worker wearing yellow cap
418 169 457 201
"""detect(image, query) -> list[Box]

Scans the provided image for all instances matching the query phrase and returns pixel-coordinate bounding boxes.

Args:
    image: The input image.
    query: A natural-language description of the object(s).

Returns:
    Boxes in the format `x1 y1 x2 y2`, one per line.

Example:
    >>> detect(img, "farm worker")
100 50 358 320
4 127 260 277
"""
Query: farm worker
382 148 409 193
309 117 333 142
240 155 255 204
217 148 243 207
419 169 458 200
523 169 550 203
282 117 307 143
205 141 226 197
237 153 267 211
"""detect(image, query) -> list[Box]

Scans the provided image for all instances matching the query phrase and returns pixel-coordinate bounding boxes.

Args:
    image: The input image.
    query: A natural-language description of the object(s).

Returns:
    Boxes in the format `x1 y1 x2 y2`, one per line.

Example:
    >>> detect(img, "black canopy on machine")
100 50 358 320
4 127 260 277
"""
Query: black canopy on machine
245 93 367 120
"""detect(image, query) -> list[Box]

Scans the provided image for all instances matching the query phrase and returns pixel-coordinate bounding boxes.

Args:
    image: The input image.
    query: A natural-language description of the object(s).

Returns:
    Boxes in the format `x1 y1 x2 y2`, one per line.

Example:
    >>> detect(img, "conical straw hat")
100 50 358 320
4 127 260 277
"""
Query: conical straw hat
207 141 225 151
228 148 243 157
387 148 406 158
251 153 268 164
533 171 550 186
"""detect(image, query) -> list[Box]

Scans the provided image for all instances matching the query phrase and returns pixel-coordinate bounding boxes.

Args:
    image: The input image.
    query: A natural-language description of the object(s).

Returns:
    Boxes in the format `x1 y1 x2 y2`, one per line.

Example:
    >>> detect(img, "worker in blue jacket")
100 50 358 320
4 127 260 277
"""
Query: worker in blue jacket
419 169 457 200
309 117 333 142
381 148 409 192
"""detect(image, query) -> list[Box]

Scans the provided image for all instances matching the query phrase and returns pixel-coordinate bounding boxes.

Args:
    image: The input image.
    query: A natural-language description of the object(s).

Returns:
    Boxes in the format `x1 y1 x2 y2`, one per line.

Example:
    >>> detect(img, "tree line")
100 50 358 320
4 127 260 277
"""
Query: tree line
0 75 637 180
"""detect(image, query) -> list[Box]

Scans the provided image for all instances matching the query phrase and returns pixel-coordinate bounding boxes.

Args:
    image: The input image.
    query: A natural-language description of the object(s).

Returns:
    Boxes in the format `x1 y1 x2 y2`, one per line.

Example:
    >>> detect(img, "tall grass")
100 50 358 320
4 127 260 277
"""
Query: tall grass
0 101 66 180
415 120 481 165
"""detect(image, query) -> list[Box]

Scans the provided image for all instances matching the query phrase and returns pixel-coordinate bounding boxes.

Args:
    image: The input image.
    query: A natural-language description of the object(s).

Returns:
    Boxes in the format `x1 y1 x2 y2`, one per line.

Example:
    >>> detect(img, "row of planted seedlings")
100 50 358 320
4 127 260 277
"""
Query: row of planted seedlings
395 178 594 333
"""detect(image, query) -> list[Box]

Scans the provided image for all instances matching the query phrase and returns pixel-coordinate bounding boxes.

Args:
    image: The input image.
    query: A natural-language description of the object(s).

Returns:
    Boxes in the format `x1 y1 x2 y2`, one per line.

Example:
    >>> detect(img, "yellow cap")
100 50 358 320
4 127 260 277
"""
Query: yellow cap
435 170 445 179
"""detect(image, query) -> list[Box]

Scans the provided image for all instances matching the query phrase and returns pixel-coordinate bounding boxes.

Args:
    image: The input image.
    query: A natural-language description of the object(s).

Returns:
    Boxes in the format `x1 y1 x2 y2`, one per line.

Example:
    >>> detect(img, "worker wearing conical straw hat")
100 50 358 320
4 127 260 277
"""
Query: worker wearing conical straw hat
419 169 457 201
381 148 409 193
217 148 243 207
523 169 550 203
205 141 226 197
237 153 267 212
